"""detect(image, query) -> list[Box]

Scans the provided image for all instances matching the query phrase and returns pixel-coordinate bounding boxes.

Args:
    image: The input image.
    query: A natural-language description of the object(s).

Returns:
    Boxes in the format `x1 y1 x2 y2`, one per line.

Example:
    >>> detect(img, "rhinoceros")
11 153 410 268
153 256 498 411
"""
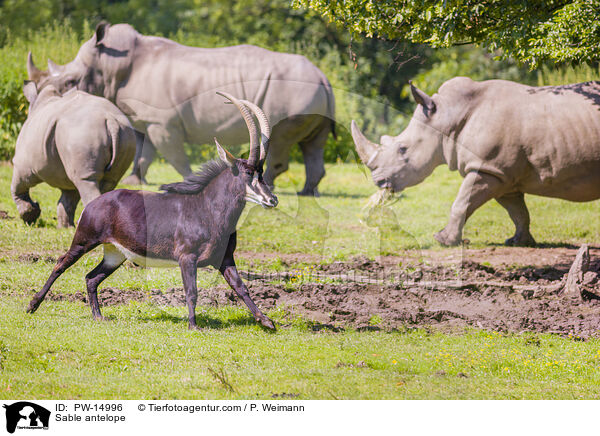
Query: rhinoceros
12 81 136 227
29 22 335 195
352 77 600 246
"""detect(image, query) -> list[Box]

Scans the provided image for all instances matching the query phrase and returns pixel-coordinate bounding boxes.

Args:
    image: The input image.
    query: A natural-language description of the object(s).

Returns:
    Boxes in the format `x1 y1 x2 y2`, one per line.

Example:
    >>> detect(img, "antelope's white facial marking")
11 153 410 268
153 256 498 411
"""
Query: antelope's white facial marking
245 173 278 208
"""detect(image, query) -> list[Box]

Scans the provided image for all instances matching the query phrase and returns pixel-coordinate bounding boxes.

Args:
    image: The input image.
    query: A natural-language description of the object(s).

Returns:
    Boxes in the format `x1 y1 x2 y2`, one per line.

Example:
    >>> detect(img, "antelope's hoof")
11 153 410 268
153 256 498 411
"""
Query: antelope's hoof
26 300 39 314
258 316 276 331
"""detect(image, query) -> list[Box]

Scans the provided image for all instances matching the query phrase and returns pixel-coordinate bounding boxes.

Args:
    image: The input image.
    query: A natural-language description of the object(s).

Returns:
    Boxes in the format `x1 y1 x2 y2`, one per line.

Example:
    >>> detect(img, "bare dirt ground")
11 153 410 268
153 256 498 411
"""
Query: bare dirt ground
44 246 600 338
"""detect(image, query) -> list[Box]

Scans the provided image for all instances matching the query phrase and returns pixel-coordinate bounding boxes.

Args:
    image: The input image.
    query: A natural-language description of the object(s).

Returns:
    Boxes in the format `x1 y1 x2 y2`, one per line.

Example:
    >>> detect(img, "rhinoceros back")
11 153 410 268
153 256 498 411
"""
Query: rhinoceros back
444 78 600 201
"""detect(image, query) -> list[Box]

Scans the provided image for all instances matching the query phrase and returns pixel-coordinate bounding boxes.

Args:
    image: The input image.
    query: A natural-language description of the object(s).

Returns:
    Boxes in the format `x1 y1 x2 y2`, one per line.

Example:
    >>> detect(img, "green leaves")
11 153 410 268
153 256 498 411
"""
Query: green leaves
296 0 600 67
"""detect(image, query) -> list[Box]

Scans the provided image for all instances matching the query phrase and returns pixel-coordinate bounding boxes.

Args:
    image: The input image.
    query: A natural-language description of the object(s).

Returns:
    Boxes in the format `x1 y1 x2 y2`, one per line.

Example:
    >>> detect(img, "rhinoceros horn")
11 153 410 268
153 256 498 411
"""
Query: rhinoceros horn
409 80 436 114
351 120 379 168
27 52 44 82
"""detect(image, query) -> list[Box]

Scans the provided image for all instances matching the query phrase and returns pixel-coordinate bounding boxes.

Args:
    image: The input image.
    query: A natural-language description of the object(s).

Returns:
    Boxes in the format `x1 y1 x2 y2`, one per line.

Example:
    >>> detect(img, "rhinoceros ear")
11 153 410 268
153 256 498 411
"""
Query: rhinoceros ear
409 80 436 116
23 80 38 105
95 21 110 47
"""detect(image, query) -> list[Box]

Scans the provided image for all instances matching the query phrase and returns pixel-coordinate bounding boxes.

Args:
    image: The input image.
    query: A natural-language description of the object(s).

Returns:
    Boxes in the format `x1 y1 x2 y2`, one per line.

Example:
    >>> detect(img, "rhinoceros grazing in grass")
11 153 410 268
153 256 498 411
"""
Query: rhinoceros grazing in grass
31 22 335 195
352 77 600 246
12 81 136 227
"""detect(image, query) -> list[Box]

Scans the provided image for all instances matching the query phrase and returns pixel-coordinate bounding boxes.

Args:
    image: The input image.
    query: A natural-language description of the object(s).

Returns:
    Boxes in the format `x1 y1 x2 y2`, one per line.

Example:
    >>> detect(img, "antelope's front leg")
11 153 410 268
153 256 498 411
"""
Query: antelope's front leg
219 233 275 330
179 253 199 329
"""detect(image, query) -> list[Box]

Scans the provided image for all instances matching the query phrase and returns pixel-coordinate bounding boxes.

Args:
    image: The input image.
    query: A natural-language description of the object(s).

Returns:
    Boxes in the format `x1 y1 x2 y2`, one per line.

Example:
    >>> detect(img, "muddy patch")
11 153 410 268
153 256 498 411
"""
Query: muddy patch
18 253 57 263
0 210 12 220
247 279 600 338
41 255 600 339
46 286 233 308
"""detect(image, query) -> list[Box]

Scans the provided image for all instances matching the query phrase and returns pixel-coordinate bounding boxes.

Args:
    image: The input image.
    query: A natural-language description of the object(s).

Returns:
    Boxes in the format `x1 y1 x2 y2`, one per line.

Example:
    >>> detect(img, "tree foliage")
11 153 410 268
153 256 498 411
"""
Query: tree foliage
295 0 600 67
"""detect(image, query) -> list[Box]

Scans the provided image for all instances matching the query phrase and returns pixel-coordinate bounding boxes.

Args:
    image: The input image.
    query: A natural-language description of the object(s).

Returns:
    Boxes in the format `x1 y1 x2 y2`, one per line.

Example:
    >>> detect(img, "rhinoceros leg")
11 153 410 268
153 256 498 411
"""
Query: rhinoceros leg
435 171 504 246
265 116 321 191
298 125 328 197
75 180 102 205
56 190 80 228
496 192 536 246
146 124 192 178
11 168 41 225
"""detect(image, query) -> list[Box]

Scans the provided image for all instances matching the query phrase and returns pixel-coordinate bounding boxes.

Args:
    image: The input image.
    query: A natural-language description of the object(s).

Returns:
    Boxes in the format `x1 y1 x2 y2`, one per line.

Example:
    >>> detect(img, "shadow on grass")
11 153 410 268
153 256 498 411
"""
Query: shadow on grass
274 190 371 200
314 191 371 200
486 241 600 250
137 309 263 330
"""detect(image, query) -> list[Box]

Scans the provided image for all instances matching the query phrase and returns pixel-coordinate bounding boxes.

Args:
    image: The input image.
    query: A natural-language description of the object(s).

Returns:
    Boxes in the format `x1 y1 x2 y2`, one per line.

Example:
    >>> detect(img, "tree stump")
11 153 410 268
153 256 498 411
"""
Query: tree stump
562 244 590 299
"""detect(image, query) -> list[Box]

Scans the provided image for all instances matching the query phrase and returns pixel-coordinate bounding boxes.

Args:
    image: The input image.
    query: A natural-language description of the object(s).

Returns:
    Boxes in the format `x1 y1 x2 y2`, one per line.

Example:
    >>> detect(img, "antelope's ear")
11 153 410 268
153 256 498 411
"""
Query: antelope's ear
215 138 237 168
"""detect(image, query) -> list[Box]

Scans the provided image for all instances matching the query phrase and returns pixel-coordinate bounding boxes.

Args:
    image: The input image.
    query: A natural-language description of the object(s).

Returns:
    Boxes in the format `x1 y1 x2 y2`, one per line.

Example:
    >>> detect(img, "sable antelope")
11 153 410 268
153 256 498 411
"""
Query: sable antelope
27 92 278 330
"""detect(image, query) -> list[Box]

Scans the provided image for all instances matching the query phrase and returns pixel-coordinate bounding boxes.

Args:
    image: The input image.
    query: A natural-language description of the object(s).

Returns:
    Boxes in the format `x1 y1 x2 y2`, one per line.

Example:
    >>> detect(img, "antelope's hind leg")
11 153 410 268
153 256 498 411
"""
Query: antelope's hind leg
85 244 126 320
28 234 101 314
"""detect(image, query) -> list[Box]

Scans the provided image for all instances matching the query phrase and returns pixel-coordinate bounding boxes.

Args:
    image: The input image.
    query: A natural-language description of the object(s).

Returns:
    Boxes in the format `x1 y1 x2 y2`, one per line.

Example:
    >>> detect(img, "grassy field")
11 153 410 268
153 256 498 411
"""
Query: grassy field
3 297 600 399
1 160 600 399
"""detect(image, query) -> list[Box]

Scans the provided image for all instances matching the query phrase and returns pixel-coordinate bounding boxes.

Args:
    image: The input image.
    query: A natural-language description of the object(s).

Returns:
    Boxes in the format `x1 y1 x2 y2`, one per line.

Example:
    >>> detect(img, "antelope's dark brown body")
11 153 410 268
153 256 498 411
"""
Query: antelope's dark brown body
27 92 278 330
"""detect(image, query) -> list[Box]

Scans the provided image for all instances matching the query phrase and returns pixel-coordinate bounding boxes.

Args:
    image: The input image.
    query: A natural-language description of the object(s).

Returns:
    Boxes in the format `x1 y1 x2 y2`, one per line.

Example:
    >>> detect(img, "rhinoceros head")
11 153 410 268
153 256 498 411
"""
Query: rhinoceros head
22 80 61 114
351 81 445 192
31 22 136 101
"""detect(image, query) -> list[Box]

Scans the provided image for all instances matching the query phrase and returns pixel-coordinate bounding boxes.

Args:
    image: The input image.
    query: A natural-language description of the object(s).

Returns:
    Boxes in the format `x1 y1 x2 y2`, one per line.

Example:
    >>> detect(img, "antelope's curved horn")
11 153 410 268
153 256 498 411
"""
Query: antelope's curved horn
216 91 260 167
27 52 43 82
240 99 270 169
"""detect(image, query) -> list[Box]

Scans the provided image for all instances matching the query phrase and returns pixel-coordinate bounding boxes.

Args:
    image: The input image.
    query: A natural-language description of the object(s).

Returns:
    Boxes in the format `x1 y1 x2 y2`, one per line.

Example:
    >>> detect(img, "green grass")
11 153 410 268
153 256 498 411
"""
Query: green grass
2 298 600 399
1 160 600 399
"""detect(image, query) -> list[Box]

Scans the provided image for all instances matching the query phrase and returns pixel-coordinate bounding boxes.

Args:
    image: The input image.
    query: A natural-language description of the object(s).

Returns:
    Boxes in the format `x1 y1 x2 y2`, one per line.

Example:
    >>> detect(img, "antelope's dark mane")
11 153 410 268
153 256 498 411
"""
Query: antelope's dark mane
160 159 229 195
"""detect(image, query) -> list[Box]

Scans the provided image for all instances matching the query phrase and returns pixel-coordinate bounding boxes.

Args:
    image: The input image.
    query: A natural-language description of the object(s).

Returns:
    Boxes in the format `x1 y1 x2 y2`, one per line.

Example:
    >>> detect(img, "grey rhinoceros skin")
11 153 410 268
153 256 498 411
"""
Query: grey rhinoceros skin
12 83 136 227
35 22 335 195
352 77 600 246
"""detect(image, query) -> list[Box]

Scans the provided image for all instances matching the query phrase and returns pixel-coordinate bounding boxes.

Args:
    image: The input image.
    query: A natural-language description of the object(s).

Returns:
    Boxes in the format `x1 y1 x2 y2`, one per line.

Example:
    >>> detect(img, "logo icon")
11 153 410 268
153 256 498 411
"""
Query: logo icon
2 402 50 434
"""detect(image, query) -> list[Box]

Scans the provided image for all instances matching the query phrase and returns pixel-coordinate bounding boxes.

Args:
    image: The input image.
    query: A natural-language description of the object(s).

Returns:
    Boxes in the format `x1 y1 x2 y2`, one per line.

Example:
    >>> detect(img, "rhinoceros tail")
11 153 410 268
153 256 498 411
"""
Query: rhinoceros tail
105 118 120 172
323 76 337 140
